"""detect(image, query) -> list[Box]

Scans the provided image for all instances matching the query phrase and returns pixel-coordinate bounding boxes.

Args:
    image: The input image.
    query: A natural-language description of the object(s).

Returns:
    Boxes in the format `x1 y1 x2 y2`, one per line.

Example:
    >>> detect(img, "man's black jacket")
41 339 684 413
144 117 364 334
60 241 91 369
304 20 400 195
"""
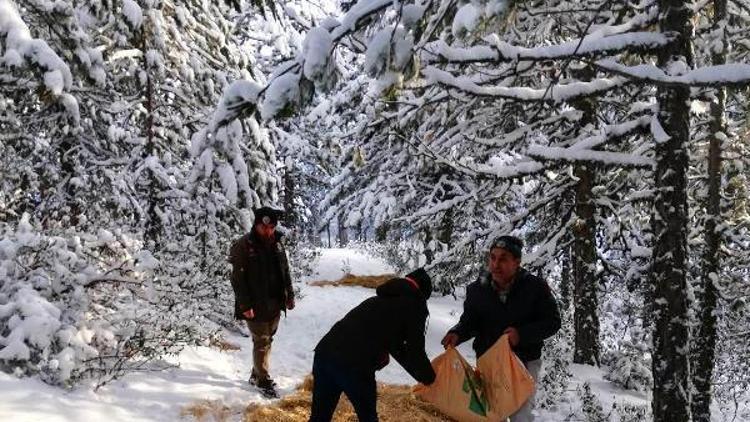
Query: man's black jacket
314 278 436 385
449 269 561 362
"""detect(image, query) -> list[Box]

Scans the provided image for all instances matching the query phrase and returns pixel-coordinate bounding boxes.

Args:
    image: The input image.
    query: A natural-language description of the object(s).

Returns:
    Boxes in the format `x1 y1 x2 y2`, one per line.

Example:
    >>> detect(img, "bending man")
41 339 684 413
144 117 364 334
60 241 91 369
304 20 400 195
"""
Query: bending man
310 269 436 422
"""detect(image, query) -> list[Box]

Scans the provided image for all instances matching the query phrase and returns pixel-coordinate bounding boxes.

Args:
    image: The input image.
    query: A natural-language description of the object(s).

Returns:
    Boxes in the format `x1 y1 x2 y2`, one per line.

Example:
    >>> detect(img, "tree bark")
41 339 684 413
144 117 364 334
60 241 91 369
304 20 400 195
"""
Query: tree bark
573 163 601 366
423 228 434 265
651 1 694 420
143 37 159 246
438 209 454 249
59 136 80 228
560 245 572 314
691 0 726 420
571 68 601 366
375 222 390 242
337 213 349 246
283 161 298 230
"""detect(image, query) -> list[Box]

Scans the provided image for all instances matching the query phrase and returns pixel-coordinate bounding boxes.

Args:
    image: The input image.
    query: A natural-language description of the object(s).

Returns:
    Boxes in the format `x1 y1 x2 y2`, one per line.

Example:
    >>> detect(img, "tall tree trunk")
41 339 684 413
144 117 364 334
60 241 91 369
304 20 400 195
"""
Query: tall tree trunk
438 209 454 249
200 210 208 272
423 228 434 265
309 211 322 246
59 136 80 228
651 1 694 420
375 222 390 242
571 71 601 366
337 213 348 246
691 0 726 419
560 244 572 314
283 161 298 230
573 163 601 366
143 38 159 246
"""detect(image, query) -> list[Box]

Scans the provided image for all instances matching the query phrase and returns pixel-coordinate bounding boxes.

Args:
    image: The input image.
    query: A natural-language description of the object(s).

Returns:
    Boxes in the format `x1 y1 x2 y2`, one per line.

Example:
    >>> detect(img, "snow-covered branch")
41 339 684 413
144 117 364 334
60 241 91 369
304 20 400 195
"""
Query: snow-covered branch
594 59 750 87
0 0 79 122
424 32 674 64
527 115 654 167
468 110 584 147
527 145 654 167
422 66 628 103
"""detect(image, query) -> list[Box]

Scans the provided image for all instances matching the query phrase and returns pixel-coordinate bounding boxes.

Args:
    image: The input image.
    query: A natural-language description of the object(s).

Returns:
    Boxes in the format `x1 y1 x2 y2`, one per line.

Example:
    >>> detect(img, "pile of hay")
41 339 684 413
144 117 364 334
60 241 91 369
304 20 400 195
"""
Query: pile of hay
181 400 232 422
309 273 397 289
244 376 455 422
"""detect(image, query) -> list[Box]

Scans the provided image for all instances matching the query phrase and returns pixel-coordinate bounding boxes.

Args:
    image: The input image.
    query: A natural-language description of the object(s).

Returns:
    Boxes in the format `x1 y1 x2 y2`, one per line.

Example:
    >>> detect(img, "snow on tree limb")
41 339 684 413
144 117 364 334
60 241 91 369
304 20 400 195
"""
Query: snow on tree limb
527 115 654 167
422 66 628 102
425 32 674 64
569 115 652 150
209 79 262 131
469 111 583 147
527 145 654 167
0 0 79 122
473 158 547 178
594 59 750 87
332 0 394 42
212 0 396 124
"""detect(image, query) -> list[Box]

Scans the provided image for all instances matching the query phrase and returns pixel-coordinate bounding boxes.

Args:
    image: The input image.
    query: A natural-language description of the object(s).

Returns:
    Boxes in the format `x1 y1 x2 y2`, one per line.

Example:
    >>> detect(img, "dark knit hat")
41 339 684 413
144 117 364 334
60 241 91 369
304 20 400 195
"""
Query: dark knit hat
253 206 284 226
490 235 523 259
405 268 432 299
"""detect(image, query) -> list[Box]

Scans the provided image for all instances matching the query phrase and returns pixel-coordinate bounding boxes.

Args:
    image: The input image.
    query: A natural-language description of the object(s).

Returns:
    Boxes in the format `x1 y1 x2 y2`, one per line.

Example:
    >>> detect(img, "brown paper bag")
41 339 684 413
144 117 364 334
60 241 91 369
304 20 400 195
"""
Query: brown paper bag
414 335 534 421
478 335 535 420
413 347 488 422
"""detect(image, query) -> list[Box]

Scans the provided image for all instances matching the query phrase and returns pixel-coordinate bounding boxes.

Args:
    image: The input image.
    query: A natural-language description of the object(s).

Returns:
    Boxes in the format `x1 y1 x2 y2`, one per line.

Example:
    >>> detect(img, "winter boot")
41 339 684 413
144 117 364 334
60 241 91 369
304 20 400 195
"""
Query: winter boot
258 378 278 399
250 375 278 399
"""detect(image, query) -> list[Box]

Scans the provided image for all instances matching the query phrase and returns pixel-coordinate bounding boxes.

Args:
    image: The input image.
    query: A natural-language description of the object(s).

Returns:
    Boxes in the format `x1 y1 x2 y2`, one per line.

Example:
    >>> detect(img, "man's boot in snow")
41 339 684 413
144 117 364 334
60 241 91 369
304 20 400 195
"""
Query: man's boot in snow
249 374 278 399
257 377 278 399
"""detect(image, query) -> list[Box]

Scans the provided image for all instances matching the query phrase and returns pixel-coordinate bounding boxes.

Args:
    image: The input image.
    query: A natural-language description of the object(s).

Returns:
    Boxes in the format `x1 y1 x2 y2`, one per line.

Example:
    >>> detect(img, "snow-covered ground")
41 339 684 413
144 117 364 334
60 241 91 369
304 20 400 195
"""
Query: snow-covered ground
0 248 651 421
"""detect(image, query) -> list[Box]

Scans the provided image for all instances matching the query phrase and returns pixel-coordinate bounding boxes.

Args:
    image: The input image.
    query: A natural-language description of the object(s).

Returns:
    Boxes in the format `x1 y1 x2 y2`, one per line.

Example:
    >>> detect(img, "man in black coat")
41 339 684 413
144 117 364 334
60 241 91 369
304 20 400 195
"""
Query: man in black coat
309 268 436 422
229 206 295 398
441 236 561 422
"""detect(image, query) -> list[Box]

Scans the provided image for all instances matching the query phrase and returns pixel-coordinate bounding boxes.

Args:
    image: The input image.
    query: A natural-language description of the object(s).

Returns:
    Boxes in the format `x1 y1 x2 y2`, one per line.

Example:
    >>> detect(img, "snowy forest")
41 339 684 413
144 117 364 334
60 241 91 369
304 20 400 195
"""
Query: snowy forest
1 0 749 420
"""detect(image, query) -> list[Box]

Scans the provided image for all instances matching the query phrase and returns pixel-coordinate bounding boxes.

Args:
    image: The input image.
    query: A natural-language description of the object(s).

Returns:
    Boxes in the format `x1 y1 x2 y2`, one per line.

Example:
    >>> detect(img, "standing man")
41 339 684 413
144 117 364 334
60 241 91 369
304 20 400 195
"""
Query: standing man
229 206 295 398
309 269 436 422
441 236 561 422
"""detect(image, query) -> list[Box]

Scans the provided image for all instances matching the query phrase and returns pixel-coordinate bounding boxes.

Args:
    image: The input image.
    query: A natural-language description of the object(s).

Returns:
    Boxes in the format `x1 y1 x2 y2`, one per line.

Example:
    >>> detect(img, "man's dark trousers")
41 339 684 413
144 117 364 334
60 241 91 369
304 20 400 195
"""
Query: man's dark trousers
309 352 378 422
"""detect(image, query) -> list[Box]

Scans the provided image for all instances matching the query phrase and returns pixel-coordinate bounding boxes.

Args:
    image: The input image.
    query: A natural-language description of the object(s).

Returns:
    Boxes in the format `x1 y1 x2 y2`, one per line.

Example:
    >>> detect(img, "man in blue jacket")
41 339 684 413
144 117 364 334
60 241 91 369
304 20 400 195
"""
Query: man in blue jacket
441 236 561 422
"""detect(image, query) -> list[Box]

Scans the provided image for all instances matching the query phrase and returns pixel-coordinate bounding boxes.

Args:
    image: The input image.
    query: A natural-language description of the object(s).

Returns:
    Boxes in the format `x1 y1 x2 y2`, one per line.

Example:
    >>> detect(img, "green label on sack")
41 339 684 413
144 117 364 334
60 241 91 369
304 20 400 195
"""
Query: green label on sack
462 370 489 416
